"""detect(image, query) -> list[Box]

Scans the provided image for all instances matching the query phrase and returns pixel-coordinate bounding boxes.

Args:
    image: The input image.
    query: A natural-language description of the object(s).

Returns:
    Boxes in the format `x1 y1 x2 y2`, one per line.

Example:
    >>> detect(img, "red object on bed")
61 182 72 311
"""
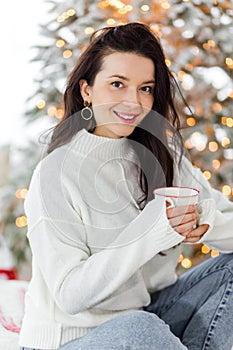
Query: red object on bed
0 268 18 280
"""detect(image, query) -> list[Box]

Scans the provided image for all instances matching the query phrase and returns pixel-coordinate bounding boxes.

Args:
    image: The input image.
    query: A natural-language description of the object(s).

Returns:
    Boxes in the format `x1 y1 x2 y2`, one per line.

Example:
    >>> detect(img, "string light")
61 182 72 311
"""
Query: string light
63 50 72 58
186 117 196 127
15 216 27 228
207 39 216 47
212 159 220 169
85 27 95 35
184 139 192 149
201 245 211 254
226 57 233 68
212 102 222 113
202 40 216 50
178 70 186 81
63 12 69 19
211 250 220 258
81 45 87 52
15 189 28 199
67 9 76 16
125 5 133 11
106 18 115 25
37 100 46 109
221 116 227 125
98 0 109 9
179 254 193 270
165 59 171 67
57 9 76 23
229 91 233 98
226 117 233 127
57 15 65 23
189 132 207 151
173 19 185 27
161 1 171 10
55 108 64 119
141 4 150 12
221 117 233 127
222 185 231 196
47 106 57 117
109 0 124 9
203 170 212 180
181 258 192 269
181 73 195 91
56 39 65 48
185 63 193 71
178 253 184 263
208 141 218 152
118 7 128 14
221 137 230 147
182 30 194 39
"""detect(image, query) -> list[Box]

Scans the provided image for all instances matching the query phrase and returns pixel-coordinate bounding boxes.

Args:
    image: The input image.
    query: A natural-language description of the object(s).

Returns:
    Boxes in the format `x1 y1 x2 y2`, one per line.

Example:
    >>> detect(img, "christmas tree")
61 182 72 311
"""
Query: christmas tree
1 0 232 277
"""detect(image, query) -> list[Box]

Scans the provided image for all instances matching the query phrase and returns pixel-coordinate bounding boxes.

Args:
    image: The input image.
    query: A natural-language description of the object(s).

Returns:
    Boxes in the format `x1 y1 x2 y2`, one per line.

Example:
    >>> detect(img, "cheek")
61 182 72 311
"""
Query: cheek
142 95 154 110
92 96 115 107
91 86 117 105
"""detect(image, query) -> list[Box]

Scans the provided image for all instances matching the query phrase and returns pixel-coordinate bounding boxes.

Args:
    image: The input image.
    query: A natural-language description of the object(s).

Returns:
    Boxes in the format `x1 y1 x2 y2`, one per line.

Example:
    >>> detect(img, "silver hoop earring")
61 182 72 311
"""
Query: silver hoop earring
81 101 93 121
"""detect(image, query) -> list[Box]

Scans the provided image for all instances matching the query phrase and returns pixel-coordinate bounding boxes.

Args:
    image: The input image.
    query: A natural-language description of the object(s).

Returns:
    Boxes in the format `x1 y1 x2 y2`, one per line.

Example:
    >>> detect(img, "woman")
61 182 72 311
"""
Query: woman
19 22 233 350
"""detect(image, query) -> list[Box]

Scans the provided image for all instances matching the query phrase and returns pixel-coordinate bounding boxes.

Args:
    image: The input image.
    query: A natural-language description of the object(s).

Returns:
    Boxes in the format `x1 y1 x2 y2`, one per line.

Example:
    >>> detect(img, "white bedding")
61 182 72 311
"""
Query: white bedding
0 280 28 350
1 280 232 350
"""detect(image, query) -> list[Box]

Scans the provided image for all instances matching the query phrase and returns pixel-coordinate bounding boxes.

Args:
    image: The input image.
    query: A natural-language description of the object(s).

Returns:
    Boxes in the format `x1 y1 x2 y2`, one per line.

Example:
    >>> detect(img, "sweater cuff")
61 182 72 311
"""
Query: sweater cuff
195 198 216 243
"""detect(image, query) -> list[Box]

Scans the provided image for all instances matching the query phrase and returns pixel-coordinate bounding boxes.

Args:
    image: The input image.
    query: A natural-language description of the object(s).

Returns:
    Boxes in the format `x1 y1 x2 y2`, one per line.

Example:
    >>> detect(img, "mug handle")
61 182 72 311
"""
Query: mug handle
166 197 175 208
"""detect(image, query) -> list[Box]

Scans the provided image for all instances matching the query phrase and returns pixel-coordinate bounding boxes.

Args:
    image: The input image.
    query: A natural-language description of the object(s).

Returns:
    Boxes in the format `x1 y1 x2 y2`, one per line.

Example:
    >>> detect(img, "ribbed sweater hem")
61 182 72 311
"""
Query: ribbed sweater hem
19 320 95 349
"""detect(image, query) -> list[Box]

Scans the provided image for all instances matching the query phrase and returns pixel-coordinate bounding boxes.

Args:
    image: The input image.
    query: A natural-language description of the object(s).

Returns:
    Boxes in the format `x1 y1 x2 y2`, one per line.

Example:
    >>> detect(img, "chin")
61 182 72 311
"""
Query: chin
111 125 136 138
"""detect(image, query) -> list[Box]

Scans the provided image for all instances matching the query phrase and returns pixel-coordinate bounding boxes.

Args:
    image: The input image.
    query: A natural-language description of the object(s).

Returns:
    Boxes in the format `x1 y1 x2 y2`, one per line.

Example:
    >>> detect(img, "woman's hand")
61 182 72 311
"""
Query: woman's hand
166 204 209 243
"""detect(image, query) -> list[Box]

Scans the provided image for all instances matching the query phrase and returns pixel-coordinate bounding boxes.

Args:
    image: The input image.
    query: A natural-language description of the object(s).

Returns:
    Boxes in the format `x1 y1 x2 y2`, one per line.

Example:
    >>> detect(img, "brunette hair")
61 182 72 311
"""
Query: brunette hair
46 22 184 207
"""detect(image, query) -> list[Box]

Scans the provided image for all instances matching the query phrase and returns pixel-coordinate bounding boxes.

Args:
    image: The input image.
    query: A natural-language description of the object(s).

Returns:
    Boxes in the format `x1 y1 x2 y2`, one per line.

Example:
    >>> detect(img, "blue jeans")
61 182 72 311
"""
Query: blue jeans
20 253 233 350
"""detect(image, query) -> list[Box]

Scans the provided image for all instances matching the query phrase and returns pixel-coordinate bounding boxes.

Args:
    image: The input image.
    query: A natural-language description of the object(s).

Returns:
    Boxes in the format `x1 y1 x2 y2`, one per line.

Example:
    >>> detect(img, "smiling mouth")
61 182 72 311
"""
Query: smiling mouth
113 111 139 124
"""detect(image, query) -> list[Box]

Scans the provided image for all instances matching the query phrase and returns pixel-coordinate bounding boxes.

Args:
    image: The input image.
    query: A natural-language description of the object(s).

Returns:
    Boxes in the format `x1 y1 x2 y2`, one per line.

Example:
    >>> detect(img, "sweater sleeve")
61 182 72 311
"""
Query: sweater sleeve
25 160 184 315
177 155 233 252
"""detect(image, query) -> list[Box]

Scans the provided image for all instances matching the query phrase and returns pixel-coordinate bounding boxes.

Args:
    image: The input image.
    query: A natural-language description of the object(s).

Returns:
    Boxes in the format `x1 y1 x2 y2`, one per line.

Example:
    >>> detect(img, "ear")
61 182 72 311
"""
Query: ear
79 79 92 103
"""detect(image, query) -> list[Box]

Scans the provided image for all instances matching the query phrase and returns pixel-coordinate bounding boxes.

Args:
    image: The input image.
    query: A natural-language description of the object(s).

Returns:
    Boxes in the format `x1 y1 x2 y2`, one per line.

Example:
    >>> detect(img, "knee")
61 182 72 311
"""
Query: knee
115 310 164 337
111 311 183 348
124 310 160 325
218 253 233 275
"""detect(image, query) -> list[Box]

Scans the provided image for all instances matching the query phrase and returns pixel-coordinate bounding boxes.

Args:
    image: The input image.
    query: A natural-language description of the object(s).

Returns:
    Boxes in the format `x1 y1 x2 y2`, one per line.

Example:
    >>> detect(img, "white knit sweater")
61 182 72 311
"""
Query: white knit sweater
19 128 233 349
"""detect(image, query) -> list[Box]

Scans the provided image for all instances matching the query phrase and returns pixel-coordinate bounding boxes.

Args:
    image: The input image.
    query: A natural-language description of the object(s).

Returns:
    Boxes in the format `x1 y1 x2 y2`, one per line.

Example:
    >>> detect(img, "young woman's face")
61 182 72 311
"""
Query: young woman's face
80 52 155 139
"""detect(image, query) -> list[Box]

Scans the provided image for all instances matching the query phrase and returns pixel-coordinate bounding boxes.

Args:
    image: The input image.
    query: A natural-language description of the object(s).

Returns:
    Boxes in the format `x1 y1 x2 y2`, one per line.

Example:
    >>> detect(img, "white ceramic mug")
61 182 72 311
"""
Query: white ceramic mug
153 186 200 208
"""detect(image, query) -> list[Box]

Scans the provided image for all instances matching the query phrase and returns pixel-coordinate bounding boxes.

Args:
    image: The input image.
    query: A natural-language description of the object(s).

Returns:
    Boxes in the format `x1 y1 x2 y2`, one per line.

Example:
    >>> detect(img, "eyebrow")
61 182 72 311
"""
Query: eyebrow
107 74 155 84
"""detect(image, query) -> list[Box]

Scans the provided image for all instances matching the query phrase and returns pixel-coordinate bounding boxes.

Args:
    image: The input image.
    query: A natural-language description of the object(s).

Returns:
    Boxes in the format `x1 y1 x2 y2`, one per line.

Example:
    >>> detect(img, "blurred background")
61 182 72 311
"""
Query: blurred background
0 0 232 281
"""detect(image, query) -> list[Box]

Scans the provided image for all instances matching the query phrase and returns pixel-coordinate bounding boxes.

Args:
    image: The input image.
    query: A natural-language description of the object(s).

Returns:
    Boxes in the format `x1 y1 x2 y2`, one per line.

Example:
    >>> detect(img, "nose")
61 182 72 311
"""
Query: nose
123 87 140 105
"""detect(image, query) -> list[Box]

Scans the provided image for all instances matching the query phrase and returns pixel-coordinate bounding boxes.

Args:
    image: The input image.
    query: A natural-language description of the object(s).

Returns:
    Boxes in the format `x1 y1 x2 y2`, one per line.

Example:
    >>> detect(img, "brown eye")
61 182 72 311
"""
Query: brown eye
140 86 153 94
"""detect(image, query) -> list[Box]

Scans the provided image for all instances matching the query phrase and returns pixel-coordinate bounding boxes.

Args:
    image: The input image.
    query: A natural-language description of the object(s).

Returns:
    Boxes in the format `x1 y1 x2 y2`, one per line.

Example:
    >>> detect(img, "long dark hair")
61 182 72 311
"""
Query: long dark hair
46 22 184 208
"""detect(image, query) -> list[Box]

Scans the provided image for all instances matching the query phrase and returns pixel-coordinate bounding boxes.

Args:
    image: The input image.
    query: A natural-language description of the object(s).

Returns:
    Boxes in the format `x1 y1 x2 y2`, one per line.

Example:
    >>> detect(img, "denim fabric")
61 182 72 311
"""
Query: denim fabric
146 253 233 350
20 253 233 350
58 310 186 350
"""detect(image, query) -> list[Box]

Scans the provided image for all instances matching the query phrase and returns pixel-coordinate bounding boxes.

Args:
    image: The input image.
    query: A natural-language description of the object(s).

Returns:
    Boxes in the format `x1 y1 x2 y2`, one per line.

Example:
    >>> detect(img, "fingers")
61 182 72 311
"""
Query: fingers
173 218 198 236
169 212 198 228
167 204 198 236
166 205 209 243
183 224 209 243
167 204 197 219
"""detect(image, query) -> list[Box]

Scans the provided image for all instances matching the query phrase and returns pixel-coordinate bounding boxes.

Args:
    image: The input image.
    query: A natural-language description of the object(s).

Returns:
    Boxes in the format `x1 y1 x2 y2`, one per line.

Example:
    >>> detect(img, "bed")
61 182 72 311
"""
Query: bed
1 279 232 350
0 279 28 350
